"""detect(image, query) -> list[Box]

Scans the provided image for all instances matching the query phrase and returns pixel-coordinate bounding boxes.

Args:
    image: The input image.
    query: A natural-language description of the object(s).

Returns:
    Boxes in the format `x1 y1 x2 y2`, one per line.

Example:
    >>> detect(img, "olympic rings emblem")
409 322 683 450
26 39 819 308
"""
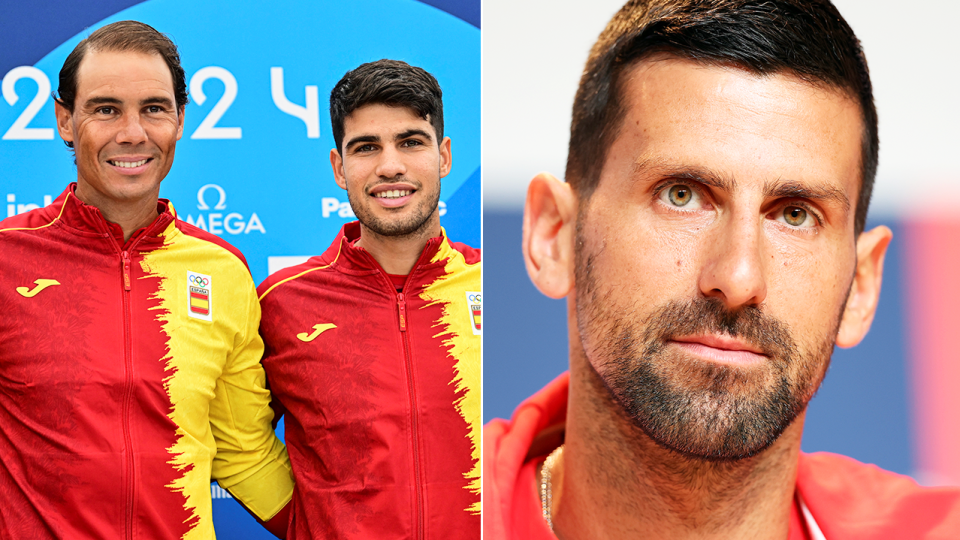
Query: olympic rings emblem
190 275 210 287
468 293 481 303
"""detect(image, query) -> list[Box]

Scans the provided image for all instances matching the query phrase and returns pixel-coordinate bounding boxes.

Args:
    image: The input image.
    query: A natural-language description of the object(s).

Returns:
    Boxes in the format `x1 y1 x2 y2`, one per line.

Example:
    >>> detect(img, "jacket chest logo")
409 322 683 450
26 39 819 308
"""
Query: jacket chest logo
16 278 60 298
466 291 481 335
297 323 337 342
187 271 213 322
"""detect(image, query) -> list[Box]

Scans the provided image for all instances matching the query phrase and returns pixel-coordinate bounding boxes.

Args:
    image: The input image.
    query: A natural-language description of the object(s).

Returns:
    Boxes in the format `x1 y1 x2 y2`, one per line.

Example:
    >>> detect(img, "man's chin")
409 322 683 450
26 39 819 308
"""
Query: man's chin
636 416 788 461
359 211 432 238
607 363 802 461
355 201 439 238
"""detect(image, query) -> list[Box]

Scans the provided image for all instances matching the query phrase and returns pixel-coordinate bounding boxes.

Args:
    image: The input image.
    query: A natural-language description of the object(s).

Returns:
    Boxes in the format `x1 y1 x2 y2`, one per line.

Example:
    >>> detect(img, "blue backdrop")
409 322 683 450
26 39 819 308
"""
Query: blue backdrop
0 1 478 537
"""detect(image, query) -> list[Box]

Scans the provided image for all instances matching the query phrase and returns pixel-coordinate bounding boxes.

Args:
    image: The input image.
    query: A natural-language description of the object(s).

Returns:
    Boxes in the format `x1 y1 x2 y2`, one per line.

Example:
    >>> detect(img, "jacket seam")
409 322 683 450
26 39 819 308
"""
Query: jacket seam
258 242 344 301
0 192 70 235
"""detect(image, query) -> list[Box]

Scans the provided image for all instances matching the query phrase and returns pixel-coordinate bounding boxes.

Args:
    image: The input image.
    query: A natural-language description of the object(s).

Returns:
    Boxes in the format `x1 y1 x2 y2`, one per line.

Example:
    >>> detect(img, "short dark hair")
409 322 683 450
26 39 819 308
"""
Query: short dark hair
55 20 188 148
568 0 877 234
330 59 444 154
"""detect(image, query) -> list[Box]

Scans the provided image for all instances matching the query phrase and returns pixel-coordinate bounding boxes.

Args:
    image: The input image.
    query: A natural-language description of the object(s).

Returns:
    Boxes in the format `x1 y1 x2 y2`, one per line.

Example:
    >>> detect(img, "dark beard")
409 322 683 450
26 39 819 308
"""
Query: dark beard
348 177 441 238
575 251 835 460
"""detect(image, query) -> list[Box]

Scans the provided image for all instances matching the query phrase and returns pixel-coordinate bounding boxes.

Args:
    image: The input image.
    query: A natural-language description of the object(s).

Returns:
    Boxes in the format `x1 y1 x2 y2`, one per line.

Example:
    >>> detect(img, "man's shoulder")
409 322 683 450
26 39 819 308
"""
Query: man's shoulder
445 239 481 265
257 257 325 298
799 452 960 538
440 231 480 266
257 227 359 302
173 218 250 269
0 196 67 238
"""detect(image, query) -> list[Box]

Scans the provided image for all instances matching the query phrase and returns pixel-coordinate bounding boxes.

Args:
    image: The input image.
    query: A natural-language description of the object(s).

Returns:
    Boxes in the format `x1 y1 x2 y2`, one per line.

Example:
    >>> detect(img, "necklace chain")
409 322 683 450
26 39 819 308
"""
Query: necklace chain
539 445 565 531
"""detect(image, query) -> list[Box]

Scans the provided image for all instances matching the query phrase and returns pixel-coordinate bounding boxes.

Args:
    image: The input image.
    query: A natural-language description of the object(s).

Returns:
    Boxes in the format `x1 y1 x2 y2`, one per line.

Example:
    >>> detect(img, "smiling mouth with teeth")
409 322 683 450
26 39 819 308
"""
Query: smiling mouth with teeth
373 189 414 199
109 159 149 168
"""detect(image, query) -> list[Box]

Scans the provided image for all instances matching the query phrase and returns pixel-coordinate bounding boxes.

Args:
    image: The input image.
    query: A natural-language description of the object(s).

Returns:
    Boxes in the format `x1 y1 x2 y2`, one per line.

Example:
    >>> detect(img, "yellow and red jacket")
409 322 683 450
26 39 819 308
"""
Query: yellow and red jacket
258 222 481 539
0 184 294 539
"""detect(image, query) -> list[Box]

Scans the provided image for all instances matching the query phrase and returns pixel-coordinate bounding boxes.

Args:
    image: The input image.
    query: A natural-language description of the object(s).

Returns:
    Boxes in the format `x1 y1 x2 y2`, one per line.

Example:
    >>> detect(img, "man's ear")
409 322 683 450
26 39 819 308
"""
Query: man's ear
330 149 347 190
54 100 74 145
523 173 578 299
175 105 185 140
439 136 452 178
837 225 893 348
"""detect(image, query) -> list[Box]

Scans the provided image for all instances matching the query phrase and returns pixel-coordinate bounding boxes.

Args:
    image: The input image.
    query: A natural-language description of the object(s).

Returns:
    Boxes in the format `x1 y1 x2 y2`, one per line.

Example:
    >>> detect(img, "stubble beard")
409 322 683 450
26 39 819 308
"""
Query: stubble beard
574 228 838 460
348 174 441 239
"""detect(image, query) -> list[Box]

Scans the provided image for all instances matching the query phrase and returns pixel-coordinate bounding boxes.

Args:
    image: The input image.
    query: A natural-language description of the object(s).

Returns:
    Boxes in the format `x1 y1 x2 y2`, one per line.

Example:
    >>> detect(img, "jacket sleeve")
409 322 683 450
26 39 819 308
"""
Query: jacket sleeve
208 279 295 521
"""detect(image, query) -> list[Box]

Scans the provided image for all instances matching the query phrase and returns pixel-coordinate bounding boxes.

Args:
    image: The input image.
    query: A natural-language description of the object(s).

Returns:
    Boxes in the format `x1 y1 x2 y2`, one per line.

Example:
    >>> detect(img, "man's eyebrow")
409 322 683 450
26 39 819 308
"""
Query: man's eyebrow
345 134 381 150
764 179 851 213
82 96 176 109
140 96 175 108
634 158 737 191
634 158 852 212
396 129 433 142
82 96 123 108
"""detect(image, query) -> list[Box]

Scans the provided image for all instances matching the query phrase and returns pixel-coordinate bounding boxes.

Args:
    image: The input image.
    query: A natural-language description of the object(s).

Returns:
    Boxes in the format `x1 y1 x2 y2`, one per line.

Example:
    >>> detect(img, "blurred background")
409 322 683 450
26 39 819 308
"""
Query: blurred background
484 0 960 486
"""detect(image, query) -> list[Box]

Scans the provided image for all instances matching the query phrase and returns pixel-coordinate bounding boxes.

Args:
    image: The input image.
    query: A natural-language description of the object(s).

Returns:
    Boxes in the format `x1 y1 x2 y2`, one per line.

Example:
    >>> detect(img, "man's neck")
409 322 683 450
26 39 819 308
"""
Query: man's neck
554 348 803 540
74 184 160 244
355 219 441 275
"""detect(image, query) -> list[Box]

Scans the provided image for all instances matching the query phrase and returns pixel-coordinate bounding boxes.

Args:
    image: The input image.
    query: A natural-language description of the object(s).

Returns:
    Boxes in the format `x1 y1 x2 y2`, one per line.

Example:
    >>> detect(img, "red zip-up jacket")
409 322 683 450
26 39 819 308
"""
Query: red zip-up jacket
0 185 294 539
484 372 960 540
258 222 481 539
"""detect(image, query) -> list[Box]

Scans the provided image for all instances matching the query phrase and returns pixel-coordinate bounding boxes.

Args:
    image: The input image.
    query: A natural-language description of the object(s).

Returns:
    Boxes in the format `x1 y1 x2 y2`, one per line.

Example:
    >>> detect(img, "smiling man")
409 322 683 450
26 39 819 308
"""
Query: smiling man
0 21 293 539
483 1 960 539
257 60 481 538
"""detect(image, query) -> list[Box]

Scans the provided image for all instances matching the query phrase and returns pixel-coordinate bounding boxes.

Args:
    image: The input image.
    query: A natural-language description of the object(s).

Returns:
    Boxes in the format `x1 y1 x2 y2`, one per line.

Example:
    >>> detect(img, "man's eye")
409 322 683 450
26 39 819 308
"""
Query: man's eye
146 105 163 113
96 107 115 115
402 139 423 147
780 206 815 228
661 184 699 208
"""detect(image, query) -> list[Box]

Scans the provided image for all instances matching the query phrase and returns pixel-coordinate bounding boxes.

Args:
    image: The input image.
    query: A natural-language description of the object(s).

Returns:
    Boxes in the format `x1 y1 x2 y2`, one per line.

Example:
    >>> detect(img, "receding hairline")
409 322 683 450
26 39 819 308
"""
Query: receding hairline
72 47 179 106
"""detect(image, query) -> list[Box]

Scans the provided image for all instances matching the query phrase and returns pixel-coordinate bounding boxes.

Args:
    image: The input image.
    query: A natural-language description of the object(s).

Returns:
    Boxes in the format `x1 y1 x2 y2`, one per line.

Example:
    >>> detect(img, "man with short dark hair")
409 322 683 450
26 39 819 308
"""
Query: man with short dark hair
257 59 481 539
0 20 293 539
484 1 960 538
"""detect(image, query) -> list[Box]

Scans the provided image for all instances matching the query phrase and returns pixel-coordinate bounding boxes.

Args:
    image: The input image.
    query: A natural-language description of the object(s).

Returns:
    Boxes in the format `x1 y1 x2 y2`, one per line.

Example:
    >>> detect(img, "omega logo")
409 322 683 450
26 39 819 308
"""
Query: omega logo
197 184 227 210
185 184 265 235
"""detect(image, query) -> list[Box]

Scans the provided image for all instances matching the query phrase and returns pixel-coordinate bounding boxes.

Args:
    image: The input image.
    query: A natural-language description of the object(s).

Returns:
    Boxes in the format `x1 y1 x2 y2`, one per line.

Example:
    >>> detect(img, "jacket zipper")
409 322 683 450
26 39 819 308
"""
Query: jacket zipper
118 227 155 539
120 249 135 540
99 214 167 540
360 236 438 540
397 291 424 540
394 240 441 540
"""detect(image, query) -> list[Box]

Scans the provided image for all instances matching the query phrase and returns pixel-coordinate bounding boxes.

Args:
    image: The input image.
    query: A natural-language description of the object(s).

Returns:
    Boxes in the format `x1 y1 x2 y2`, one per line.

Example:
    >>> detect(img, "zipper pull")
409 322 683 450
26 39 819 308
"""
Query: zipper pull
397 292 407 332
121 251 131 291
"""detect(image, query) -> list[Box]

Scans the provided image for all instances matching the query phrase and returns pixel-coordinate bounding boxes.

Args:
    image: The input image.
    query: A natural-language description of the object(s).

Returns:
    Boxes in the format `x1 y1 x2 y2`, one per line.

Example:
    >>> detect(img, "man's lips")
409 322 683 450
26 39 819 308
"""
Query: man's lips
106 156 153 174
369 183 417 208
669 334 768 364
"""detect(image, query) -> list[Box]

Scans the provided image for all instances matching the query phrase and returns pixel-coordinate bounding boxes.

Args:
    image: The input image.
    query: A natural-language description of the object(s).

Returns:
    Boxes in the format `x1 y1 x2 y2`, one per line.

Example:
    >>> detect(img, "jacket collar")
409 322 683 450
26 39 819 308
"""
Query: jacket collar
52 183 176 251
324 221 446 275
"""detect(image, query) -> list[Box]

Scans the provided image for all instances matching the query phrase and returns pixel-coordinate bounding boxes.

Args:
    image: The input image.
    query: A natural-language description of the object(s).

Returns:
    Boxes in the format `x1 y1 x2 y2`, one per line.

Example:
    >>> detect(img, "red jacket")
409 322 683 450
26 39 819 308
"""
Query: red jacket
484 372 960 540
0 185 293 539
258 222 481 539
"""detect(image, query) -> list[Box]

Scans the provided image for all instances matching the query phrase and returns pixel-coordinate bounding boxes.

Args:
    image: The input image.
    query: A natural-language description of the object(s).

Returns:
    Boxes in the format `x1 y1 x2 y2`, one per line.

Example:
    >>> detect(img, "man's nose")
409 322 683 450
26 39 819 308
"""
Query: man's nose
115 112 148 145
698 212 768 309
375 146 407 178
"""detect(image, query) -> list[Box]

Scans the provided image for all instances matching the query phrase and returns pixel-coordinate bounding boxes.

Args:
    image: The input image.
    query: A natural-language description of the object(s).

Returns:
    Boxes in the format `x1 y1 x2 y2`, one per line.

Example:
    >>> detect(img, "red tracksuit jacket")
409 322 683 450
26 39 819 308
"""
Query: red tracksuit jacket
484 372 960 539
0 185 293 539
258 222 481 539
